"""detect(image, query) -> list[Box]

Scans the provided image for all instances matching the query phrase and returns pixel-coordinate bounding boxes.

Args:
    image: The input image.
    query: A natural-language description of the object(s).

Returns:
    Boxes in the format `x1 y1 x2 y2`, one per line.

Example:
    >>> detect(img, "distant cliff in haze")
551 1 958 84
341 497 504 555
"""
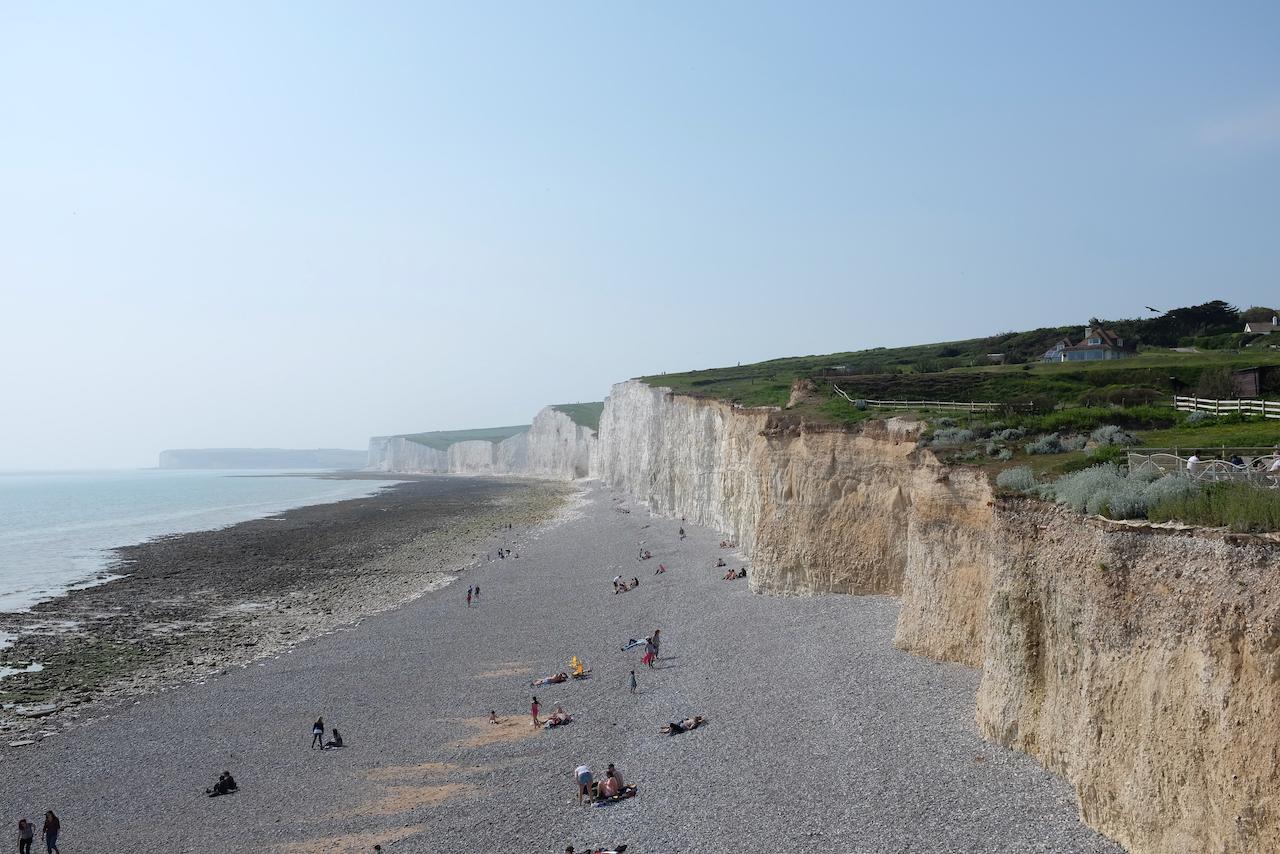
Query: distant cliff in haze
158 448 367 470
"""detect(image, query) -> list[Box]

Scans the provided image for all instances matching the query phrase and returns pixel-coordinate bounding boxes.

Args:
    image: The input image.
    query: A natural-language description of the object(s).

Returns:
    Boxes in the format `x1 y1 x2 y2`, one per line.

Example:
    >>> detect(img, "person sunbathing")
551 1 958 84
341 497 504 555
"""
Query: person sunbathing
716 558 726 567
654 564 666 574
532 672 569 687
544 709 574 728
723 568 737 580
565 846 628 853
620 638 645 652
661 716 706 735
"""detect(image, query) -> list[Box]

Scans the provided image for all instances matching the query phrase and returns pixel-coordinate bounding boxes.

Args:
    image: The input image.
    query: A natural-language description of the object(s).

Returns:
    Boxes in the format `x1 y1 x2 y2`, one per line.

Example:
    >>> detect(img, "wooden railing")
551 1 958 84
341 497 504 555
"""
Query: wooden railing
1174 396 1280 419
831 385 1033 413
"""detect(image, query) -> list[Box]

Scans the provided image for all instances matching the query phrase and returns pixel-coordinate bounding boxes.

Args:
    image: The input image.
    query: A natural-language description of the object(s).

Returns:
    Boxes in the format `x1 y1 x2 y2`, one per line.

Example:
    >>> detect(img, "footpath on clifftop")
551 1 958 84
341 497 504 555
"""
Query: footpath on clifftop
0 485 1123 853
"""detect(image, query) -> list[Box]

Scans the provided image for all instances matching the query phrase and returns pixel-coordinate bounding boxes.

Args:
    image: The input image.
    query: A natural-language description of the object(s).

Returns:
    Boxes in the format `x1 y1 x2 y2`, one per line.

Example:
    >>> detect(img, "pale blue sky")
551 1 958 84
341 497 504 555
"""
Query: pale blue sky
2 2 1278 468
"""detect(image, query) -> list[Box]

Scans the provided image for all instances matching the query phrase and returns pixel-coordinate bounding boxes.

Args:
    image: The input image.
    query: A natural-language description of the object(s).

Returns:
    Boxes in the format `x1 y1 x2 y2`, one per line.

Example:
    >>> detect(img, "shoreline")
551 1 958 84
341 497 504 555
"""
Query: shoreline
0 475 572 744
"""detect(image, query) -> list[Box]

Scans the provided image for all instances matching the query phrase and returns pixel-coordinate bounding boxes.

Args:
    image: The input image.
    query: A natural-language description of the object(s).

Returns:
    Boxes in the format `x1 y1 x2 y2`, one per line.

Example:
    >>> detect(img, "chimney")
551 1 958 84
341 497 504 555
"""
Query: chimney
1272 315 1278 326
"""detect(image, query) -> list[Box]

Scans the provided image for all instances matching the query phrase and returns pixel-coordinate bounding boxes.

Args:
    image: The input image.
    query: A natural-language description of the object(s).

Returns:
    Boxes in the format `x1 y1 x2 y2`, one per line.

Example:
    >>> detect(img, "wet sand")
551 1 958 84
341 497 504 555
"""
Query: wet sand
0 476 568 740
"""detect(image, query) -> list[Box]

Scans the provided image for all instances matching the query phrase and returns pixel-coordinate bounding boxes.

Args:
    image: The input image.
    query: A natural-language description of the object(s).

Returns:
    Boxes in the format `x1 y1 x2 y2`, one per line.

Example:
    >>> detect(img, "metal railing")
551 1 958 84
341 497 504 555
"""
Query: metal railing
1127 448 1280 486
1174 396 1280 419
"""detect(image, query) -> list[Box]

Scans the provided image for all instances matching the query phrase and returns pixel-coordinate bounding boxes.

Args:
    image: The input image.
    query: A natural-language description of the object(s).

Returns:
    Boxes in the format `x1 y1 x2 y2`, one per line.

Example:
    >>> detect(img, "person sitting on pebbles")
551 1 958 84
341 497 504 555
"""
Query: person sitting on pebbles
532 672 568 687
661 715 706 735
488 709 500 725
206 771 238 797
565 845 628 853
544 705 573 728
323 728 343 749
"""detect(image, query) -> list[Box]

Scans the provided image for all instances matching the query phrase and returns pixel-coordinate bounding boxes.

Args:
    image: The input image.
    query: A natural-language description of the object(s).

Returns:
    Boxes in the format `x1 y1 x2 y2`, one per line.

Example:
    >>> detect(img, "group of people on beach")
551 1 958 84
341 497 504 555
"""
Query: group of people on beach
466 584 481 606
14 813 58 854
309 716 343 750
611 574 640 593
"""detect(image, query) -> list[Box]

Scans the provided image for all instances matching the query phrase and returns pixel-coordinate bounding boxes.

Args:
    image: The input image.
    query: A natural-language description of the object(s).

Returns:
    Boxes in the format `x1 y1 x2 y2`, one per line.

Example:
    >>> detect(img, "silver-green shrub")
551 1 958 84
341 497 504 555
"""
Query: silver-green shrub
1185 410 1212 425
1090 425 1137 446
996 466 1036 492
930 427 975 447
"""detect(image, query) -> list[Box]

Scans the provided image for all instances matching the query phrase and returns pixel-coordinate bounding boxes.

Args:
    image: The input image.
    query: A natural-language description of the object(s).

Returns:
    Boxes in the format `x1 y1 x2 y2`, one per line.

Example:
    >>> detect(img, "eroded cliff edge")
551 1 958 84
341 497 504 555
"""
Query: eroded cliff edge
595 378 1279 854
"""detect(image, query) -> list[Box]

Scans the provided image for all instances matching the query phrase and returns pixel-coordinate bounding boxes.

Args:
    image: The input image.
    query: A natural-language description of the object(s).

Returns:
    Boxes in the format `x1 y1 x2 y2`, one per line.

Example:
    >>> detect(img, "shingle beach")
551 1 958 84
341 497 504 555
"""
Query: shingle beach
0 482 1123 853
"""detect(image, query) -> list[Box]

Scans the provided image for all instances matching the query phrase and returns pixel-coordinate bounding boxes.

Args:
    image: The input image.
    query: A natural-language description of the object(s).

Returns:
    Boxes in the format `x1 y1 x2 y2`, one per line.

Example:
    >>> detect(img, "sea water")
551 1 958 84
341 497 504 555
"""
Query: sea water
0 469 396 615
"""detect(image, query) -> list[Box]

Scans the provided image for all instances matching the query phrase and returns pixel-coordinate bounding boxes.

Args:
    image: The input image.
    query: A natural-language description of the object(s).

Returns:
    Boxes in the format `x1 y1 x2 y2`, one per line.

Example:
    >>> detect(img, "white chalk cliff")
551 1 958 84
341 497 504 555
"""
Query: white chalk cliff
368 406 596 481
592 378 1280 854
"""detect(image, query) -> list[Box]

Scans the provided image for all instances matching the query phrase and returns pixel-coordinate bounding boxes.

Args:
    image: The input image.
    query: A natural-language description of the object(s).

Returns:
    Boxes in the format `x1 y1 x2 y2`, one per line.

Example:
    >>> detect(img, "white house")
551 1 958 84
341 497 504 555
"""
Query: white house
1244 315 1279 335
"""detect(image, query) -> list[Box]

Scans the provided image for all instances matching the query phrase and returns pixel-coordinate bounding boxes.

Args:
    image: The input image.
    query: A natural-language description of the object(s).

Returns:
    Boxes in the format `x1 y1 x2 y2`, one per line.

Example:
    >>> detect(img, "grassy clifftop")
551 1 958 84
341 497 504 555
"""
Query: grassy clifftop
550 402 604 432
400 425 530 450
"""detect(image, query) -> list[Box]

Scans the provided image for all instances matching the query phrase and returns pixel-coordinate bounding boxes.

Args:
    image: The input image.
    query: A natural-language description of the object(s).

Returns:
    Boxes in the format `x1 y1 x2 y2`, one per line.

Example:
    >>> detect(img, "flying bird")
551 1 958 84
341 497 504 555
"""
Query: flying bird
1145 306 1161 313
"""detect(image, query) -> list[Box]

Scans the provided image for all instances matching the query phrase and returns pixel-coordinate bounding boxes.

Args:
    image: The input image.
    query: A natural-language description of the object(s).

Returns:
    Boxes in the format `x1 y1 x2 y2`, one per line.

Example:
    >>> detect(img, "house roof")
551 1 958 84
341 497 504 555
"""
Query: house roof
1245 321 1277 332
1062 327 1125 352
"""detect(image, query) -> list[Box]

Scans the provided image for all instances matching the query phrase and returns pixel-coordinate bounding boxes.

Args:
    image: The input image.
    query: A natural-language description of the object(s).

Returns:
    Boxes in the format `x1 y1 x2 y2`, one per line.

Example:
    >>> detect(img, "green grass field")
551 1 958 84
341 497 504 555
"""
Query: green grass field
399 425 530 450
550 402 604 432
643 347 1280 413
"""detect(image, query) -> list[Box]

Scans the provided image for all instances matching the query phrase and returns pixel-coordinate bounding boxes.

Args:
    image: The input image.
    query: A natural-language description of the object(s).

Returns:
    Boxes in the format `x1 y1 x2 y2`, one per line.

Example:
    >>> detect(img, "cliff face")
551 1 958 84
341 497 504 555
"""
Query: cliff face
367 406 596 481
977 504 1280 854
595 379 1280 854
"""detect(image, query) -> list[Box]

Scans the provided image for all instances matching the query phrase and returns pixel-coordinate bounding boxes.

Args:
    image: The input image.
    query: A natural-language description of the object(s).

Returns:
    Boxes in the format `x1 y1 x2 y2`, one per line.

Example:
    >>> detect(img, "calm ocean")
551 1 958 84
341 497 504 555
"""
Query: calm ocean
0 470 395 614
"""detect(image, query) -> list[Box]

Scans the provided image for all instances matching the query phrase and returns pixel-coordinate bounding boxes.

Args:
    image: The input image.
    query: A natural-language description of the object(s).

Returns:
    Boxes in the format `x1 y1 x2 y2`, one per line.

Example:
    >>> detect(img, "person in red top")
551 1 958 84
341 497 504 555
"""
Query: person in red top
531 696 541 728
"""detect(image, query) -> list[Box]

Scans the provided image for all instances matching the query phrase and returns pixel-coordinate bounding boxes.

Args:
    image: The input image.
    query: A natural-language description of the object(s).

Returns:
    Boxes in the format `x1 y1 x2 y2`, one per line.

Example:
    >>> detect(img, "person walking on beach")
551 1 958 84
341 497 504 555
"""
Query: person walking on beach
40 812 59 854
17 818 33 854
629 670 637 694
531 696 542 728
466 587 473 607
474 584 480 602
311 717 325 749
650 629 661 659
679 527 685 540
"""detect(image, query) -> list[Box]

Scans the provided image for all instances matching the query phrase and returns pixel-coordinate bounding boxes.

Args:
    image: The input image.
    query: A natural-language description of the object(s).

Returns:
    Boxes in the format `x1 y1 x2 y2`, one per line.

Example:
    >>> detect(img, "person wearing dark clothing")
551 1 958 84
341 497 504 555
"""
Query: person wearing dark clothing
41 812 60 854
206 771 238 797
311 717 325 749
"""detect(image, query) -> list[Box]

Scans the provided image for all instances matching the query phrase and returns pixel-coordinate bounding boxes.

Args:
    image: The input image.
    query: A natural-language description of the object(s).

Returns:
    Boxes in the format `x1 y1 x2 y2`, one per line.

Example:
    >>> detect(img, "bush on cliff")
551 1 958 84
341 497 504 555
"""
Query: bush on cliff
1035 464 1197 520
1148 481 1280 533
996 466 1036 492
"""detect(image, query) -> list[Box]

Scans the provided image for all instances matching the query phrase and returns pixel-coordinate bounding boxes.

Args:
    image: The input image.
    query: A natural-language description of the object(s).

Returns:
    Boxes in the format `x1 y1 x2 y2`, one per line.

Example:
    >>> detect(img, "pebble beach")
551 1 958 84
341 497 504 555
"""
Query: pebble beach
0 482 1123 853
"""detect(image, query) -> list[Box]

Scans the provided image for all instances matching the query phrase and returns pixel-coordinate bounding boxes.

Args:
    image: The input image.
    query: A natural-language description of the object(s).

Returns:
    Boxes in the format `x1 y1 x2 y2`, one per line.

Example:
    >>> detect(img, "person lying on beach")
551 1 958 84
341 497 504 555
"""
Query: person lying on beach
654 563 666 574
544 709 573 728
716 558 726 567
723 568 737 580
532 672 569 687
661 716 706 734
323 728 343 749
206 771 238 797
620 638 646 652
565 847 628 854
592 779 637 803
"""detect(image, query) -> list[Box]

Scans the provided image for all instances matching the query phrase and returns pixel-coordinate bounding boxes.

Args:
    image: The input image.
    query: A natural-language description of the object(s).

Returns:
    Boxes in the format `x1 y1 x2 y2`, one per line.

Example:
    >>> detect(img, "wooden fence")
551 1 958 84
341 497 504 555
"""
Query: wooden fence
1174 396 1280 419
831 384 1033 413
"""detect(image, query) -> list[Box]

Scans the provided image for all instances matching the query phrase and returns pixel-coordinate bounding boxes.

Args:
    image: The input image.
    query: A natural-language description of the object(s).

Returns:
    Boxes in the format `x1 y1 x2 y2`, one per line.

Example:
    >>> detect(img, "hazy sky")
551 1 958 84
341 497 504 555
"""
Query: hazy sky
2 2 1278 469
